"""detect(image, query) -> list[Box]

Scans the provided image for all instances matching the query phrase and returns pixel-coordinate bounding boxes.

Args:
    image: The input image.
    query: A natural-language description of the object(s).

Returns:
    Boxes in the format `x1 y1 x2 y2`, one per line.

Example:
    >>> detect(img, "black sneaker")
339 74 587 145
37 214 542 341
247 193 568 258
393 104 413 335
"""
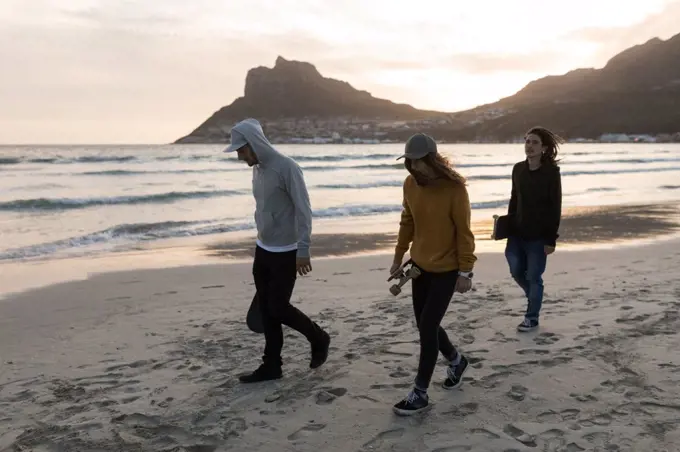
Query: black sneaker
442 354 469 390
310 330 331 369
517 318 539 332
238 363 282 383
393 389 430 416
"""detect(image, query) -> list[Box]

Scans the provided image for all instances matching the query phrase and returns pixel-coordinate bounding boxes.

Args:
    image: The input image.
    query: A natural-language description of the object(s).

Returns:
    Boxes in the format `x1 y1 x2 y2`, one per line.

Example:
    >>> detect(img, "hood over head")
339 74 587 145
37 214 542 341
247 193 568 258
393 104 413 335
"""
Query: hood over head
223 118 280 165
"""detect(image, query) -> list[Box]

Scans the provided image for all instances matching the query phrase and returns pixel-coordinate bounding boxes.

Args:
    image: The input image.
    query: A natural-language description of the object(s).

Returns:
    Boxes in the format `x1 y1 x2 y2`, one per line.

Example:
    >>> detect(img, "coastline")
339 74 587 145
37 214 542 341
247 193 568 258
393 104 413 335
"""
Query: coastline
1 201 678 300
204 201 680 259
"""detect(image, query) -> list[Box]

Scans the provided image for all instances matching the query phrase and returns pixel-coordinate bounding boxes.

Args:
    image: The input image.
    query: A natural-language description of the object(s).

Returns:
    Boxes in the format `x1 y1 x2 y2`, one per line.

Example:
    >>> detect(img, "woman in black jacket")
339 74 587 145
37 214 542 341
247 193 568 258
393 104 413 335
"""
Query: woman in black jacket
505 126 563 332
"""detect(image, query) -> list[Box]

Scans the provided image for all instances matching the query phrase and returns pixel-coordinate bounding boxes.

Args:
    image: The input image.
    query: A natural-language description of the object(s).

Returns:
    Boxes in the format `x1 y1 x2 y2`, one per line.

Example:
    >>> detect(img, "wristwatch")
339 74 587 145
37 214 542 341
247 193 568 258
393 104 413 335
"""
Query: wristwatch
458 271 473 279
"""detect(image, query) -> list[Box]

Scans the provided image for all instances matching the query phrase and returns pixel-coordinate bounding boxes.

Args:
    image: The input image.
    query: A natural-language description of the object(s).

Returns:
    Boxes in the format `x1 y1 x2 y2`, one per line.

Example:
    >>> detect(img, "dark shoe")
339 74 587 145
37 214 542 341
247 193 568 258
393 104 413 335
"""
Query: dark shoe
310 330 330 369
393 389 430 416
238 363 282 383
517 318 539 332
442 354 469 390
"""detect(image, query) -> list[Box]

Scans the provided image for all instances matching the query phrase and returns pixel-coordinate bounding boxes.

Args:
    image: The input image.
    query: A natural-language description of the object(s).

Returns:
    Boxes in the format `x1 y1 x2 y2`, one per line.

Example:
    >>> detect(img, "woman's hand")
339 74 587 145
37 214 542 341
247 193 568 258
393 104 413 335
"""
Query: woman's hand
454 275 472 293
389 258 402 275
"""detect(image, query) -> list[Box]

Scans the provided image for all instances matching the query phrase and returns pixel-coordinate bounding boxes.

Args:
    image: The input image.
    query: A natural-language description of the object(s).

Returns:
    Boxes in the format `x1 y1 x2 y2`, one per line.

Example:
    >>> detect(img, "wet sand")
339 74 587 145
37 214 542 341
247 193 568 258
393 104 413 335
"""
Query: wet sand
205 202 680 259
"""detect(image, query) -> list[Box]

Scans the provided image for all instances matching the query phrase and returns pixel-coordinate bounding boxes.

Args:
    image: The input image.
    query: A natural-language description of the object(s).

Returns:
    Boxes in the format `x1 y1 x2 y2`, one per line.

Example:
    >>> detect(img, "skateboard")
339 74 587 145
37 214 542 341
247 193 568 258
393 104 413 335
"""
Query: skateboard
387 258 421 296
491 214 512 240
246 292 264 334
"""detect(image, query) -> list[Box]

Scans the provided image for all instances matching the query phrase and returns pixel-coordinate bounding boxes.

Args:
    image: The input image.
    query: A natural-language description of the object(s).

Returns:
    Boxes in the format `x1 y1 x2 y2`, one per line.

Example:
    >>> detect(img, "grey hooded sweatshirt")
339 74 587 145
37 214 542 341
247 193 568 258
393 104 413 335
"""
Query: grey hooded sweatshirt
231 119 313 258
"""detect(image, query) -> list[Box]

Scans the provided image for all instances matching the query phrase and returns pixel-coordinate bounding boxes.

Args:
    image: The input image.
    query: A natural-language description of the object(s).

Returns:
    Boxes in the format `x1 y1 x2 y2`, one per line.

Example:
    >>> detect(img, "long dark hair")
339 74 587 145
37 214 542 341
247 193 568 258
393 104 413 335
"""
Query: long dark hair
526 126 564 166
405 152 467 186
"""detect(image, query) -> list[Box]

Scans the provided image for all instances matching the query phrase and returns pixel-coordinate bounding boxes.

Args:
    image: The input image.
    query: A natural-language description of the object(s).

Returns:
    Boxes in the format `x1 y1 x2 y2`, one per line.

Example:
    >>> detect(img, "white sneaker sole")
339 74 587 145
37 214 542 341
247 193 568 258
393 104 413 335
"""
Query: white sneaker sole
392 403 432 416
517 325 538 332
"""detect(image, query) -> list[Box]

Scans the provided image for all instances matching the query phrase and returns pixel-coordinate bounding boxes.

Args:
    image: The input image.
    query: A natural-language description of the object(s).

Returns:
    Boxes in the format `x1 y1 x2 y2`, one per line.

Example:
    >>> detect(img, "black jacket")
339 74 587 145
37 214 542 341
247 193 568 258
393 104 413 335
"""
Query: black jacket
507 161 562 247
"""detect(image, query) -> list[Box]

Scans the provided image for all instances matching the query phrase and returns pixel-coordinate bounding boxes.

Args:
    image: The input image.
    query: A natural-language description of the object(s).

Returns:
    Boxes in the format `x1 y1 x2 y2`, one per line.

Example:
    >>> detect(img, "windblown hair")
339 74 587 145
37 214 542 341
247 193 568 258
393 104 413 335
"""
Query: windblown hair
405 152 467 186
526 126 564 166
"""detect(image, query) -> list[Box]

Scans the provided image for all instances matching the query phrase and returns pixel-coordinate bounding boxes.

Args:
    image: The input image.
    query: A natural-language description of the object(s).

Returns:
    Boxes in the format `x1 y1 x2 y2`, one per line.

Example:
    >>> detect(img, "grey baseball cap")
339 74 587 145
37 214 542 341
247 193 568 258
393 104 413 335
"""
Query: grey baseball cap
396 133 438 160
223 129 249 153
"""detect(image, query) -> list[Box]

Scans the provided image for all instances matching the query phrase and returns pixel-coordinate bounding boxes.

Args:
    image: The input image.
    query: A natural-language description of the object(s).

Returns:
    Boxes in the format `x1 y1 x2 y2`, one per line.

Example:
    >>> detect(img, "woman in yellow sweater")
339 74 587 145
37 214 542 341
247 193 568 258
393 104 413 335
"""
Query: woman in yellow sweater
390 132 477 416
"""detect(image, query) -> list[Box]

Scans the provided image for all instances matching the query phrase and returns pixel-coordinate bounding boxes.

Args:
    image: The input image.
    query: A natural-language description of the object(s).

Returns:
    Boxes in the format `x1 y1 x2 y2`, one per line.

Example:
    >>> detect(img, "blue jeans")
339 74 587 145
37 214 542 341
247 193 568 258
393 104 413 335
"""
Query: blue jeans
504 236 547 322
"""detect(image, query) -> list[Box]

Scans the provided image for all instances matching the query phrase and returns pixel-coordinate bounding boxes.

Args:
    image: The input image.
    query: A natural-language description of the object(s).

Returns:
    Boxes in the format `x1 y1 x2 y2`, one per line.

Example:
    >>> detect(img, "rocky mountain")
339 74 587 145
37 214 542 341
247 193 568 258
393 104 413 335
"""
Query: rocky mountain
175 32 680 144
175 57 445 143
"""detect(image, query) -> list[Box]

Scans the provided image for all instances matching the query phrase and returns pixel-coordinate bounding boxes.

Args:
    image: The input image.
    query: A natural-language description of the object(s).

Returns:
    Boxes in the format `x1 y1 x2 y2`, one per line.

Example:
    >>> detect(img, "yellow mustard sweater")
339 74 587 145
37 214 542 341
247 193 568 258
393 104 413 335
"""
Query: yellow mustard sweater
395 175 477 273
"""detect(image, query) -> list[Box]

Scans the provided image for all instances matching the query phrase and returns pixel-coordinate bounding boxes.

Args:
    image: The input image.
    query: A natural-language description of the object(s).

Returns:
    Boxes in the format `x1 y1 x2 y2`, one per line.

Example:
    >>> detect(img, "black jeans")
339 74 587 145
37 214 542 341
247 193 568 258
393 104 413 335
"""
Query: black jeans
252 245 324 367
411 266 459 390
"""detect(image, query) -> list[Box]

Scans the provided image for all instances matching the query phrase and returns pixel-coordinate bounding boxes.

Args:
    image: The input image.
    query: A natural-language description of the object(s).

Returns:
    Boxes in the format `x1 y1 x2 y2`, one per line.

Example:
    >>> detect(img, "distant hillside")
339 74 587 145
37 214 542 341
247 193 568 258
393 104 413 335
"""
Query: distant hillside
175 57 446 143
448 32 680 141
175 32 680 144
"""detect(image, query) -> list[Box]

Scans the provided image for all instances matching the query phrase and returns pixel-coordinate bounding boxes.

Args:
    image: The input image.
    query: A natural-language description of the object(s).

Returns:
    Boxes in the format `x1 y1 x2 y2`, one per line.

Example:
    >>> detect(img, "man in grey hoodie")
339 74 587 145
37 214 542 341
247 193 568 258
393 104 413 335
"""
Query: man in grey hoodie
224 118 331 383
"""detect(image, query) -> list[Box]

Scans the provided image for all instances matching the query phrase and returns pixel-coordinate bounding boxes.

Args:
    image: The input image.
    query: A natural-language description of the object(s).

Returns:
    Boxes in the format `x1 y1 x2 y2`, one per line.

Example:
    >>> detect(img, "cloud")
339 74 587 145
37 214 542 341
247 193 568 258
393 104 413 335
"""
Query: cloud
565 0 680 66
319 50 571 75
1 0 677 143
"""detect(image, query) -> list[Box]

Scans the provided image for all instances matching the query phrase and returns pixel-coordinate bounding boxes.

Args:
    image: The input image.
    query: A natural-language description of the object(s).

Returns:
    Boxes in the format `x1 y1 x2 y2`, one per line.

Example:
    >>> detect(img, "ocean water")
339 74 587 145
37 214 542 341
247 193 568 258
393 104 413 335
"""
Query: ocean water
1 143 679 263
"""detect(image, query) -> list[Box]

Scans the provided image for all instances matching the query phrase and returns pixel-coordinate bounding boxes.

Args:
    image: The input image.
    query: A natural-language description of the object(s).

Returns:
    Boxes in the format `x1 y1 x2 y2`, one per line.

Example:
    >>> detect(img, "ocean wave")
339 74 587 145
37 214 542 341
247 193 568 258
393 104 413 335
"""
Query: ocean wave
0 219 248 261
0 189 245 212
78 168 241 176
586 187 618 192
4 151 680 168
288 153 397 162
316 181 404 189
0 199 510 261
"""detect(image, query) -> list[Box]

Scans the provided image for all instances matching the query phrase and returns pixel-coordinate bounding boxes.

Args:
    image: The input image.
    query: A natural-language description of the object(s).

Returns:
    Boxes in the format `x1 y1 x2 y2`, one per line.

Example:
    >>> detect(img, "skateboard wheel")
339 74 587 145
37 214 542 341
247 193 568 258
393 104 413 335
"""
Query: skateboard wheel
389 285 401 296
410 267 421 278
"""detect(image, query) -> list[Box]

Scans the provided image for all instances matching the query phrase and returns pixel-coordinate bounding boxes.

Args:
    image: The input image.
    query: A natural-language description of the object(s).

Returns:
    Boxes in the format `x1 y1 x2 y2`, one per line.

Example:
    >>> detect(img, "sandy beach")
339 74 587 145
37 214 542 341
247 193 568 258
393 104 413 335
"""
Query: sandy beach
2 204 680 451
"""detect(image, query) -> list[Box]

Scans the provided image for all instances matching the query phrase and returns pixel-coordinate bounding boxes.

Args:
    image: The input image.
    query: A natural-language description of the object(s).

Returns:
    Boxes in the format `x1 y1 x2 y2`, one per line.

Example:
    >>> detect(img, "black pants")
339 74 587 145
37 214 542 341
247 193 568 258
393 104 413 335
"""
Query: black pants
252 245 323 367
412 266 459 390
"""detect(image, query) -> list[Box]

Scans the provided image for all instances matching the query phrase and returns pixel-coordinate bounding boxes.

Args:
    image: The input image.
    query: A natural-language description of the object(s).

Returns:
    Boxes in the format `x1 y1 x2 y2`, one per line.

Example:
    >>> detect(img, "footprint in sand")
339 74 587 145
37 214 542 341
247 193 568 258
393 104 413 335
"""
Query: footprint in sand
507 385 528 401
287 422 327 441
615 313 652 324
469 428 500 440
560 409 581 420
538 429 567 452
490 332 519 344
467 356 485 369
389 369 411 378
474 370 512 389
503 424 537 447
224 417 247 438
430 446 473 452
570 393 598 403
315 387 347 405
361 428 404 450
580 413 612 427
537 410 570 423
443 402 479 418
581 431 612 448
516 348 551 356
533 333 560 346
563 444 586 452
460 334 475 345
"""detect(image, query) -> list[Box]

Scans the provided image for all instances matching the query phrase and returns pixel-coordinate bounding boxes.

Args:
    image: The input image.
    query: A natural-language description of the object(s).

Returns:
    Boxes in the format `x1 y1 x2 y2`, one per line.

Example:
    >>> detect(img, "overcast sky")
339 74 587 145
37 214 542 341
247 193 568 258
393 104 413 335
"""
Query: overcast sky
1 0 678 144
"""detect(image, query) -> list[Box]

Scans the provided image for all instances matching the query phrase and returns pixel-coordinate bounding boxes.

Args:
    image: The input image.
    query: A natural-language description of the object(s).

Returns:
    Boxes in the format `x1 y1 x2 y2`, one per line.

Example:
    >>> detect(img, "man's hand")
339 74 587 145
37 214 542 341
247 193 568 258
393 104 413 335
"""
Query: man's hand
296 257 312 276
455 275 472 293
544 245 555 255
